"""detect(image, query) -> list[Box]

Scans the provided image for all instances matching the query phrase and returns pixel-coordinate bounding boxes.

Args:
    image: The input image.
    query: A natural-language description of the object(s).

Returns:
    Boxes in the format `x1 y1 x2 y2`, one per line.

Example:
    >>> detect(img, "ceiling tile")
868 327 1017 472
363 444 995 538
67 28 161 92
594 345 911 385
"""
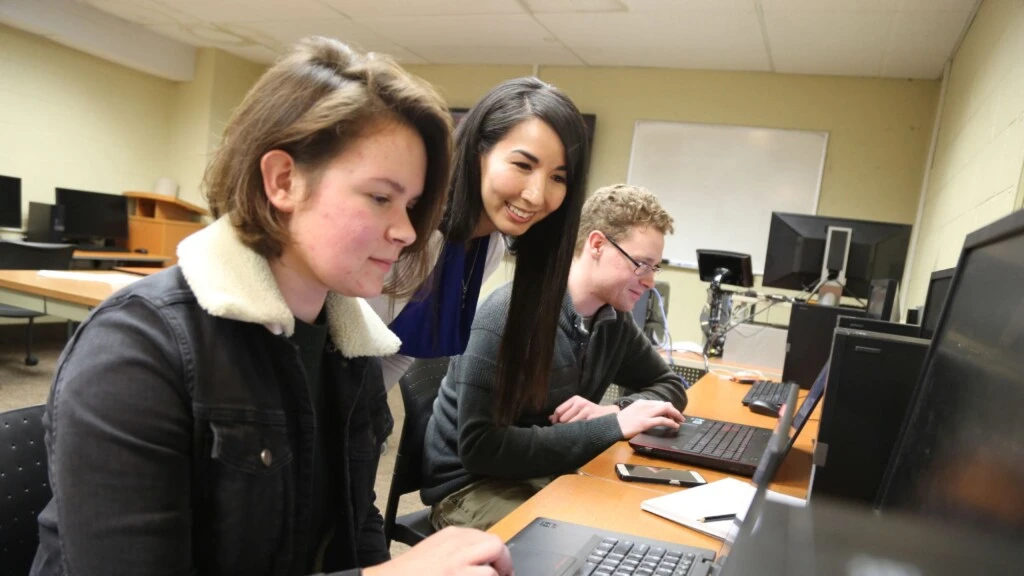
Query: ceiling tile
882 10 968 78
320 0 522 18
764 10 894 55
523 0 628 13
623 0 756 10
222 44 281 65
898 0 978 12
574 43 770 71
224 20 429 63
763 0 901 10
358 14 554 47
538 11 764 51
772 48 885 77
85 0 201 25
413 45 583 65
153 0 340 23
146 23 252 48
225 18 385 49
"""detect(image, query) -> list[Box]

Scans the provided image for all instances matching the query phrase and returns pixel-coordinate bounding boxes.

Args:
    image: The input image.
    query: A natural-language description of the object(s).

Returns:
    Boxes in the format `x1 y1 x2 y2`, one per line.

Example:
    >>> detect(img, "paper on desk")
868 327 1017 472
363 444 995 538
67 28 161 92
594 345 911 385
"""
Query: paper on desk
38 270 141 287
640 477 805 540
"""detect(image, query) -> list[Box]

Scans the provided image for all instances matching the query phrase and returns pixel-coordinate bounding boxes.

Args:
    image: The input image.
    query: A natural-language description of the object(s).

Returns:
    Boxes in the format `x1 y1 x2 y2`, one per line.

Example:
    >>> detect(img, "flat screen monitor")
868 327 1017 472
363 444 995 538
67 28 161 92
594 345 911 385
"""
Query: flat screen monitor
0 175 21 228
54 188 128 241
877 210 1024 535
866 278 898 320
919 267 954 339
763 212 912 299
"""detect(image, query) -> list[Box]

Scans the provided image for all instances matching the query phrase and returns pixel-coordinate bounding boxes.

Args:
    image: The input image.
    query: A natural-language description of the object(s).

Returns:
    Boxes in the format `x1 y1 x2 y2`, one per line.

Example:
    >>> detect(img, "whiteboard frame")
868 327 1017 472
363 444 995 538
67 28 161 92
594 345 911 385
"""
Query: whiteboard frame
625 119 829 273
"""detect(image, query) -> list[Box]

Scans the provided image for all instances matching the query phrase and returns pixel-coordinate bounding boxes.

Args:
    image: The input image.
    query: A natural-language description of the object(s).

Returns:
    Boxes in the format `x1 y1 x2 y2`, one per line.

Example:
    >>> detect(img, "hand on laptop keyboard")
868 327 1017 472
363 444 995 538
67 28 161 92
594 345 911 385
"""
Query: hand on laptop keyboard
550 395 620 423
363 526 512 576
618 400 685 439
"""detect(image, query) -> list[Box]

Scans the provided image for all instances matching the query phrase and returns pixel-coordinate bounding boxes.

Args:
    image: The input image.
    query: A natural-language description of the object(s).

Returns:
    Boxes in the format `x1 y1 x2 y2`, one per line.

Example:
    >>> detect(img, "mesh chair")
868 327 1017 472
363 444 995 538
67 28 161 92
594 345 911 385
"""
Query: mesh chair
382 357 449 547
0 405 50 575
0 240 75 365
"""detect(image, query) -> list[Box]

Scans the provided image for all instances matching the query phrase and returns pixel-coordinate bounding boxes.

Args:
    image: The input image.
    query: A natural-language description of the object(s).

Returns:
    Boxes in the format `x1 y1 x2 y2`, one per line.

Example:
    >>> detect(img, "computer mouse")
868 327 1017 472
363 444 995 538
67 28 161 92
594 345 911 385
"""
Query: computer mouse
133 248 148 254
644 425 680 438
748 399 780 417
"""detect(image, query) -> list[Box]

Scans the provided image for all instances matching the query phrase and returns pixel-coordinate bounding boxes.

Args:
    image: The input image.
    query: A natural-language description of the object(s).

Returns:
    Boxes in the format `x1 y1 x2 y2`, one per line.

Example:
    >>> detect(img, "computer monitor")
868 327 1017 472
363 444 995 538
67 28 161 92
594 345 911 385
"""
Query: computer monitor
696 249 754 288
918 267 954 339
763 212 912 299
877 210 1024 534
866 278 898 320
54 188 128 242
0 175 21 228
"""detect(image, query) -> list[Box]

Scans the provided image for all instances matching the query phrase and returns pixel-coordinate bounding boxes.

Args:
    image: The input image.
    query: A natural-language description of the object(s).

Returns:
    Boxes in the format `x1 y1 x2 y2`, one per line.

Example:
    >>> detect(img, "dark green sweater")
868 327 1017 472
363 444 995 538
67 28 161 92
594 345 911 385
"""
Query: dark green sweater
421 283 688 505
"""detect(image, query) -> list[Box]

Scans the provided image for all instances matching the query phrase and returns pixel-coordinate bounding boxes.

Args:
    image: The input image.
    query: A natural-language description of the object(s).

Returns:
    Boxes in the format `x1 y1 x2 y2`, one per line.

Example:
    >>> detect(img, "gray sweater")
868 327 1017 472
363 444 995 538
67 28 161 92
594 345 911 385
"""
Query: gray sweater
421 283 688 505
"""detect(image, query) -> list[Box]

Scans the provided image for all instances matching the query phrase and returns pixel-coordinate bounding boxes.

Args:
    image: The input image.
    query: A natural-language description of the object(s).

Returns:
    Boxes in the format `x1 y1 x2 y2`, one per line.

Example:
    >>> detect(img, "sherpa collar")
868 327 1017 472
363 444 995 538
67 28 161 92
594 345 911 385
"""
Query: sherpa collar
176 217 401 358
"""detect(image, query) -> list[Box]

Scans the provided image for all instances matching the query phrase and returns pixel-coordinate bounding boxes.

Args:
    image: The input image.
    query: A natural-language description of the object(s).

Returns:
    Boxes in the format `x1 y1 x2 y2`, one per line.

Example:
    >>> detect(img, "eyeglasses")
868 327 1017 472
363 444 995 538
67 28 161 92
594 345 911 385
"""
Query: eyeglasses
604 234 662 277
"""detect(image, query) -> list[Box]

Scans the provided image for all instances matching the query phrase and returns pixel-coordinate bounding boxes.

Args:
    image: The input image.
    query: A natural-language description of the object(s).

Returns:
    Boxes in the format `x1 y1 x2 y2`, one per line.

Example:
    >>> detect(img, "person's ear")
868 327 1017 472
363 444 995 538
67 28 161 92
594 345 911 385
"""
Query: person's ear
587 230 605 259
261 150 301 213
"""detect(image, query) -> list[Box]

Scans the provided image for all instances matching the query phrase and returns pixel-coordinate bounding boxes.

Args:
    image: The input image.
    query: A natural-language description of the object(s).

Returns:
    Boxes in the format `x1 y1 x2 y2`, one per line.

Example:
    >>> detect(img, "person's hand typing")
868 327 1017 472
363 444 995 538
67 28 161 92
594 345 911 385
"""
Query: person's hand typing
363 526 513 576
549 395 619 424
615 399 684 439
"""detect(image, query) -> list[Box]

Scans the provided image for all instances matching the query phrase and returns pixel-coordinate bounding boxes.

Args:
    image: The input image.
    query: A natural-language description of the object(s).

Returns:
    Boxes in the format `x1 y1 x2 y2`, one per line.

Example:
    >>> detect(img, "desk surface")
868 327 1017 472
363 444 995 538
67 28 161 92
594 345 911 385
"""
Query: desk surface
581 373 816 499
114 266 163 276
0 270 121 307
73 250 170 262
489 474 724 552
490 372 816 549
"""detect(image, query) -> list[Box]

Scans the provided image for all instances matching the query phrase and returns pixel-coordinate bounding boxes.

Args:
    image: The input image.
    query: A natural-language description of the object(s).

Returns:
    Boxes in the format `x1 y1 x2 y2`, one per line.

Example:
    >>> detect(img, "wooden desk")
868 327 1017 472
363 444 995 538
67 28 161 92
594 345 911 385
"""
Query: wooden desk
115 266 162 276
582 373 817 499
73 250 170 265
489 475 724 552
0 270 126 321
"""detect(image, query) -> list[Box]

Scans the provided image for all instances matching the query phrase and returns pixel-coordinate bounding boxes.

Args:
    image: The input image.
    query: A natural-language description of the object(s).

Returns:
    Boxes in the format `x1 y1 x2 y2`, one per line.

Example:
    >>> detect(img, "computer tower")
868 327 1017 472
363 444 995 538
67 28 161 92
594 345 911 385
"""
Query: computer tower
836 316 920 338
782 303 865 389
25 202 65 243
808 328 929 505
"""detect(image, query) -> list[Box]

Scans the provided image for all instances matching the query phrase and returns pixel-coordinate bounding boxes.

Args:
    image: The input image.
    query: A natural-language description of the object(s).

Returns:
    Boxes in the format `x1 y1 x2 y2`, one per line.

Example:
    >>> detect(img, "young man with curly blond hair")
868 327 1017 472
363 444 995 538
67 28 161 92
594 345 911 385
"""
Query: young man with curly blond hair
422 184 689 531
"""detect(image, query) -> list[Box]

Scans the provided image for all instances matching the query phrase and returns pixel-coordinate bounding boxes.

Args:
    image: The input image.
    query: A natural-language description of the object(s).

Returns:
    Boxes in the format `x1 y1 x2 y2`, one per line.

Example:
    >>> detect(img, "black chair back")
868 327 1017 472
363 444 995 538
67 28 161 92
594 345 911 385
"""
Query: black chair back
0 241 75 270
0 405 50 575
383 357 450 545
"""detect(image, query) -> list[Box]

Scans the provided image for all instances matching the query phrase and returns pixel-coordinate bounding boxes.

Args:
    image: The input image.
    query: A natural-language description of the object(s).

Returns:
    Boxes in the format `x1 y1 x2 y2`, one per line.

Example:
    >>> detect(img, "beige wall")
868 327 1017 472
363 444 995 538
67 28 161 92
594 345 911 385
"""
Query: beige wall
0 24 176 238
0 27 265 227
169 48 266 207
411 64 940 343
905 0 1024 309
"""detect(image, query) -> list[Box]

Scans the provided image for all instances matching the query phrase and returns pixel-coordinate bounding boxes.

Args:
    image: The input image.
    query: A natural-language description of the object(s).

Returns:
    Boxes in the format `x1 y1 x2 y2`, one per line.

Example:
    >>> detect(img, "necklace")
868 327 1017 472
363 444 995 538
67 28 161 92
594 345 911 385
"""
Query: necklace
462 240 482 309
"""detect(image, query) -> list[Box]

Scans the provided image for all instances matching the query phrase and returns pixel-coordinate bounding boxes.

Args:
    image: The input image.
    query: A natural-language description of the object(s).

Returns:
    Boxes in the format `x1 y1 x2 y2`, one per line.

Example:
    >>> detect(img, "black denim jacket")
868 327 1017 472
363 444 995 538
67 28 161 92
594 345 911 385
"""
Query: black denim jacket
30 219 401 576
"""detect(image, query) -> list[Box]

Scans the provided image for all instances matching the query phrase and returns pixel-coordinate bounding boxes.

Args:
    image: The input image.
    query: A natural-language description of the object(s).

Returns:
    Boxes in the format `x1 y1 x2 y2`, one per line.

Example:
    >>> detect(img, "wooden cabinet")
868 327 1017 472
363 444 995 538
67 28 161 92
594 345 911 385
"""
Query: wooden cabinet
124 192 207 266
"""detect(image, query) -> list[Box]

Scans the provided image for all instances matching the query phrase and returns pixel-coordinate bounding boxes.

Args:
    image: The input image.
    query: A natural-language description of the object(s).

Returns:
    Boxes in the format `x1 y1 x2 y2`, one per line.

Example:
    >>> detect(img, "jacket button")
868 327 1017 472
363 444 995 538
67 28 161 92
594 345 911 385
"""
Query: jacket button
260 449 272 467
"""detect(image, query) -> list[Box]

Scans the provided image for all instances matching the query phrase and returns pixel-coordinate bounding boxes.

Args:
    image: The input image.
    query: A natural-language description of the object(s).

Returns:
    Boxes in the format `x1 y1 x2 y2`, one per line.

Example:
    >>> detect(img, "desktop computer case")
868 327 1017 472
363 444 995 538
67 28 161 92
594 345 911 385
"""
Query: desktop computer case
782 303 865 389
809 328 928 505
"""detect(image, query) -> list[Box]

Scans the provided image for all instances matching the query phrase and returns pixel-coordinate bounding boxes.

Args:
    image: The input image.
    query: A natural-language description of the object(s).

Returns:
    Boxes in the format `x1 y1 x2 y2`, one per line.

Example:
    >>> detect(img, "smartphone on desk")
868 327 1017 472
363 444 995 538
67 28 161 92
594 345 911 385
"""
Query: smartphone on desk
615 463 707 487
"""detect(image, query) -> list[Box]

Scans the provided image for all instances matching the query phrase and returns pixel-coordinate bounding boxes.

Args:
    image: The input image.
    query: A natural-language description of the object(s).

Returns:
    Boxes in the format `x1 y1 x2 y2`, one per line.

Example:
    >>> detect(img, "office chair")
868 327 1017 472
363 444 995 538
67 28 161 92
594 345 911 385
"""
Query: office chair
382 357 450 547
0 404 51 575
0 240 75 366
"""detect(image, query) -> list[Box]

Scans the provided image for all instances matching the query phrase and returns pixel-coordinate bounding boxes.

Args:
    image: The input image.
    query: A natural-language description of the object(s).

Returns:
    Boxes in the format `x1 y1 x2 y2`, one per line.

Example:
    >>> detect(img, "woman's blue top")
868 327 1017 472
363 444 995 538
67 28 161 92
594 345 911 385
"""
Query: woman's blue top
388 236 491 357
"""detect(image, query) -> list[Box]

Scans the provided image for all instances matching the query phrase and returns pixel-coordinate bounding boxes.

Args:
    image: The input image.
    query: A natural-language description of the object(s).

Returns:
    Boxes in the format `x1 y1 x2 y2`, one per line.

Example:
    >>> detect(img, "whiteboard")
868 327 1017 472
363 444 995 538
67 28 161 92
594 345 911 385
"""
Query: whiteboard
627 121 828 274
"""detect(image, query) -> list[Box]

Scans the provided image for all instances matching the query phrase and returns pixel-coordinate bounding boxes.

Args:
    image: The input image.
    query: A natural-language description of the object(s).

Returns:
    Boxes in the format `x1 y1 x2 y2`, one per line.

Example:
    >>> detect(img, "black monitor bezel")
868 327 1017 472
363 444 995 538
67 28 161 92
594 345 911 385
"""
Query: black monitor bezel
876 209 1024 512
0 174 21 229
918 267 955 339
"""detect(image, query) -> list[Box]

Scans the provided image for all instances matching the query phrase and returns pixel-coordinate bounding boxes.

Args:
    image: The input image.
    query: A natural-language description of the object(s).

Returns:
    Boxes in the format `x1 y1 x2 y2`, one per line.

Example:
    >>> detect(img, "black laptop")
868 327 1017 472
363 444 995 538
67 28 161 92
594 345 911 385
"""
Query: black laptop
628 383 803 475
506 395 799 576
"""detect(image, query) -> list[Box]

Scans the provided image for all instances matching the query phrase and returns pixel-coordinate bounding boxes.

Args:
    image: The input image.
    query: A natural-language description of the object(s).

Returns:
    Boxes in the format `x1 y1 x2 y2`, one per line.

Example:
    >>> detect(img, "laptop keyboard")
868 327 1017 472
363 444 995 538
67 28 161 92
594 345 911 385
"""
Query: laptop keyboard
742 380 787 407
681 421 756 461
582 536 698 576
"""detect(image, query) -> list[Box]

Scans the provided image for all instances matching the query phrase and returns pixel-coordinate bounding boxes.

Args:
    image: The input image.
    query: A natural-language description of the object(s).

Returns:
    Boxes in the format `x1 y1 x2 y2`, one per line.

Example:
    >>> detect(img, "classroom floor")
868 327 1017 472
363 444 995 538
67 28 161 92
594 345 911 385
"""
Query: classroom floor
0 339 421 557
